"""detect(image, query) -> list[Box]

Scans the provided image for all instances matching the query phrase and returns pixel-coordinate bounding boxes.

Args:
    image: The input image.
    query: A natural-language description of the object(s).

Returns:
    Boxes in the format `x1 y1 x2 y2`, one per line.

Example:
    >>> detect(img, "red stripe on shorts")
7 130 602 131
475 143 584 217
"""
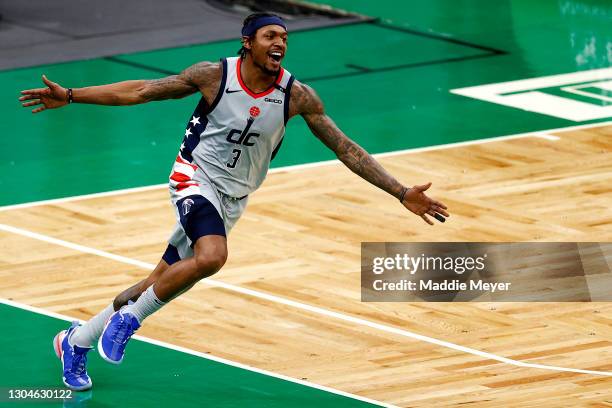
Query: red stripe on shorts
176 182 199 192
170 172 191 182
175 155 198 171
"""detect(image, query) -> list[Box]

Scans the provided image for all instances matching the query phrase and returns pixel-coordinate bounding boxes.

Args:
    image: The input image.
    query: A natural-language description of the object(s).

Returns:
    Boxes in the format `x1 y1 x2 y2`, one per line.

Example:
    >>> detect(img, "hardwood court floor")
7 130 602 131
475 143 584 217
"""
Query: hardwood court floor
0 124 611 407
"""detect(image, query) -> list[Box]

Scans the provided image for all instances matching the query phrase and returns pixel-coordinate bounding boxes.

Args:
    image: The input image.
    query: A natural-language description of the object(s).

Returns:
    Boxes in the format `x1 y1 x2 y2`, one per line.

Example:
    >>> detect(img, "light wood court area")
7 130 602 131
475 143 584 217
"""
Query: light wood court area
0 124 611 406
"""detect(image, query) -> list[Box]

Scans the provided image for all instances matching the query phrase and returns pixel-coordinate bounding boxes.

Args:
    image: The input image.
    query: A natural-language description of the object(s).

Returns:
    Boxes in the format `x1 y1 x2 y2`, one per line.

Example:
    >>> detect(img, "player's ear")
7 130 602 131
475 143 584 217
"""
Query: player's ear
242 36 252 51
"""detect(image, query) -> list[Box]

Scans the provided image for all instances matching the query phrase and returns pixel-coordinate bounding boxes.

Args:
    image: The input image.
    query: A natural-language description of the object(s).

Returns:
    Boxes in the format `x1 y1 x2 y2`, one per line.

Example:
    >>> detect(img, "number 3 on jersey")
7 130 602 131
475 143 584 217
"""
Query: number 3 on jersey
227 148 241 168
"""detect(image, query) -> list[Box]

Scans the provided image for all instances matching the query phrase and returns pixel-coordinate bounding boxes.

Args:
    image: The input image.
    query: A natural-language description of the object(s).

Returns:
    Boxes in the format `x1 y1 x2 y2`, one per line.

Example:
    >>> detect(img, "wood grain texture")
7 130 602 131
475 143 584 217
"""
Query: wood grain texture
1 125 611 406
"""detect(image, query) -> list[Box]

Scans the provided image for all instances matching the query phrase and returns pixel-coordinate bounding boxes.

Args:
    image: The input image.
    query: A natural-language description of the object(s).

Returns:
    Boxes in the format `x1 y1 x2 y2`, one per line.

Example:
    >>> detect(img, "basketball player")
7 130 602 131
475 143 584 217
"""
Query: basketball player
19 13 449 391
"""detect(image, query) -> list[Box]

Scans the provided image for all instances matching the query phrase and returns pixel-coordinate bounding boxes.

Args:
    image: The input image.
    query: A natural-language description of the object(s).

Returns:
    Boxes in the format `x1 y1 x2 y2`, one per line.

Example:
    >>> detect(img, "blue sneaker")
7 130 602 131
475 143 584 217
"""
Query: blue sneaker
53 322 92 391
98 309 141 364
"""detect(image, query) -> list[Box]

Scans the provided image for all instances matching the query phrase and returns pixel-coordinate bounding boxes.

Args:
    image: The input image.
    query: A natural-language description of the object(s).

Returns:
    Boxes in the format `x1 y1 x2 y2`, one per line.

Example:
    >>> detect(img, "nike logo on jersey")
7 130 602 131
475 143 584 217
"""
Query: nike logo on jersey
225 88 242 94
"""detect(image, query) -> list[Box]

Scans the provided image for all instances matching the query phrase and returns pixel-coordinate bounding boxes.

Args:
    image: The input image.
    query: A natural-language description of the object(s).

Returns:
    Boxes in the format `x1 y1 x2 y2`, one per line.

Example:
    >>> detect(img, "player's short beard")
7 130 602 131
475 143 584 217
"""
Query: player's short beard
253 55 279 76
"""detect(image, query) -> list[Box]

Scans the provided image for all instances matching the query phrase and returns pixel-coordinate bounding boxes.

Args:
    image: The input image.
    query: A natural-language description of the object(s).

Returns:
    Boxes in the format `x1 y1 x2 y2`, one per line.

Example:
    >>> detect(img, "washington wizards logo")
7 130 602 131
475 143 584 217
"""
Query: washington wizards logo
249 106 260 118
182 198 195 215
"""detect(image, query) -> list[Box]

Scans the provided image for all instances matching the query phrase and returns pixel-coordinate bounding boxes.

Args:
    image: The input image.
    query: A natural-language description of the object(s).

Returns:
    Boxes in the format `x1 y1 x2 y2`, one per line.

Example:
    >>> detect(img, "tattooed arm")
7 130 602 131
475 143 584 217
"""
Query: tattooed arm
290 81 449 224
19 62 220 112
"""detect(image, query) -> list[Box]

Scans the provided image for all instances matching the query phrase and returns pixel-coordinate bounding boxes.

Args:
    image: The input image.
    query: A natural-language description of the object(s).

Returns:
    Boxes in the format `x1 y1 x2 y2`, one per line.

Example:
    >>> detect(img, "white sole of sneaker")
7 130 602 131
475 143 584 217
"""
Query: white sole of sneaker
53 330 65 360
97 315 123 365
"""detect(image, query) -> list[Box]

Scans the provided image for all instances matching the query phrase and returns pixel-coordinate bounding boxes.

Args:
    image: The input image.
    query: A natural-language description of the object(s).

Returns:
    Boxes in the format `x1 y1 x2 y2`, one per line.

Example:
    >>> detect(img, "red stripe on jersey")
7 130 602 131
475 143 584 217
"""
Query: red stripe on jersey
175 154 198 170
176 182 199 192
236 57 284 98
170 172 191 182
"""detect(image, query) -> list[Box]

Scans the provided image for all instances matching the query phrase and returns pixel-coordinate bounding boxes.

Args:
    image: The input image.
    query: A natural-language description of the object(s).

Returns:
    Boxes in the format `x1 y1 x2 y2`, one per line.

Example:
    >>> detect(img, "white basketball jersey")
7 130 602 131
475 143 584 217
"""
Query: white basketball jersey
169 57 295 198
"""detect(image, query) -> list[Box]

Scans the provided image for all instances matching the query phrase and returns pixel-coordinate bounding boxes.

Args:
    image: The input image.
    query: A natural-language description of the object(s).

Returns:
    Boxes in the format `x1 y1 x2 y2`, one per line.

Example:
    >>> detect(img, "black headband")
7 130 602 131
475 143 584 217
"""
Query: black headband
241 16 287 37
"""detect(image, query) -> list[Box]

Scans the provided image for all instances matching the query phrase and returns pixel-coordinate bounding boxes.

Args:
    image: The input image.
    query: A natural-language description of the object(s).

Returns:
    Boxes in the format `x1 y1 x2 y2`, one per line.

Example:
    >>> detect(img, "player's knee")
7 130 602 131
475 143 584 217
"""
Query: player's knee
194 250 227 278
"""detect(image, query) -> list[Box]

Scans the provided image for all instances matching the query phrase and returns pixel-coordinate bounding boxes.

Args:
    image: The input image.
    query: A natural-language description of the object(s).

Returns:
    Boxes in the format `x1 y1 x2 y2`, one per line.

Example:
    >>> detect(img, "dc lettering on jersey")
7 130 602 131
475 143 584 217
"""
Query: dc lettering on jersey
226 117 260 146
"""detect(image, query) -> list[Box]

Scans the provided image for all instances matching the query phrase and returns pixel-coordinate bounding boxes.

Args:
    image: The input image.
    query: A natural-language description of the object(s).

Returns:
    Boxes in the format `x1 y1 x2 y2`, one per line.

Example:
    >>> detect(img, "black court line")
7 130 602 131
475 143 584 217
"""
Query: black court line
299 19 507 82
345 63 372 72
370 19 507 55
301 52 499 82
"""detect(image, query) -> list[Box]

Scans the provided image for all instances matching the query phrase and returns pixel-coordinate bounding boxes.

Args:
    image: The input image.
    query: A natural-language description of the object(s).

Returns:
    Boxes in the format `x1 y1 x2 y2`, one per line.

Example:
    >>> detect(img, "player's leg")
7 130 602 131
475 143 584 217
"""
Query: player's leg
67 256 170 350
98 235 226 364
112 257 172 310
151 234 227 302
98 193 228 364
53 257 171 390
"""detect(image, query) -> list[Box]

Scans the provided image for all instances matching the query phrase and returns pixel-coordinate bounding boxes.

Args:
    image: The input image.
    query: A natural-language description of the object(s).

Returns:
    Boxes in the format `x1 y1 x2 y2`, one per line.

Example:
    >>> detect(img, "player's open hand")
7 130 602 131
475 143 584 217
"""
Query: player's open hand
19 75 68 113
401 182 449 225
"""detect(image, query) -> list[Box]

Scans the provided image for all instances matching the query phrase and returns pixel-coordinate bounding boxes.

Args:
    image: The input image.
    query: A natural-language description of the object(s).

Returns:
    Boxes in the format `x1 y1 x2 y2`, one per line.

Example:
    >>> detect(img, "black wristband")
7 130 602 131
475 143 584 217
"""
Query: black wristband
67 88 73 104
399 187 408 203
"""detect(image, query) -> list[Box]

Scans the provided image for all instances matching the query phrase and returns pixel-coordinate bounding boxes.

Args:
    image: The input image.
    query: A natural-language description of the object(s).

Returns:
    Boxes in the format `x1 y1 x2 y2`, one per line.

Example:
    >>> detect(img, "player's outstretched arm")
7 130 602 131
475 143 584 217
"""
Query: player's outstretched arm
292 82 449 225
19 62 219 113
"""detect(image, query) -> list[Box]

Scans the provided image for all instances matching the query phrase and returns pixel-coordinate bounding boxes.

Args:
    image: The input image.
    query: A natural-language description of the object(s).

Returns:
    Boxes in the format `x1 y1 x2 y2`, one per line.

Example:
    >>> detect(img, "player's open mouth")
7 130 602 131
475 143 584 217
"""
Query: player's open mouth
268 51 283 63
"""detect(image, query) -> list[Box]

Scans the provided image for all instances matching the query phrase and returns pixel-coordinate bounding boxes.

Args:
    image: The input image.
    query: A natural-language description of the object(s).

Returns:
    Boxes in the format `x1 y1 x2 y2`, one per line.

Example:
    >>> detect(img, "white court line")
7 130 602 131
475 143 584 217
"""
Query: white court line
0 120 609 213
534 133 561 141
561 83 612 103
1 222 611 377
0 298 394 408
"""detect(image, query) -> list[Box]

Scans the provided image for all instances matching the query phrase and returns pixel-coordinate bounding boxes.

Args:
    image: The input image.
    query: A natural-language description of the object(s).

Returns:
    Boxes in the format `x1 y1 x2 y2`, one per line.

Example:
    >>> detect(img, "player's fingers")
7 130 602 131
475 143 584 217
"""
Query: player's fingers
432 205 449 217
22 99 42 107
421 214 434 225
20 92 41 100
431 199 447 209
42 74 56 87
415 182 432 192
32 106 46 114
427 209 445 223
433 213 446 223
21 88 46 95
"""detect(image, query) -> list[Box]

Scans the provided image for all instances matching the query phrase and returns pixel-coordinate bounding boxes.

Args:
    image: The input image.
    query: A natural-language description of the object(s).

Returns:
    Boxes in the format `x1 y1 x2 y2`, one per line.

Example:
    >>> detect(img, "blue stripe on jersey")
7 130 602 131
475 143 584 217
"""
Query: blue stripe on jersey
209 58 228 112
270 74 295 162
283 75 295 125
181 98 209 162
179 59 228 163
270 136 284 161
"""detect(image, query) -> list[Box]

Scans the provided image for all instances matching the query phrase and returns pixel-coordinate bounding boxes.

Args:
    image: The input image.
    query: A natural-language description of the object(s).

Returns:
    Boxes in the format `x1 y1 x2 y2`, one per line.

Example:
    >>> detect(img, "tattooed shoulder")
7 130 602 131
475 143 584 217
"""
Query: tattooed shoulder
141 61 221 102
179 61 221 91
289 81 324 119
